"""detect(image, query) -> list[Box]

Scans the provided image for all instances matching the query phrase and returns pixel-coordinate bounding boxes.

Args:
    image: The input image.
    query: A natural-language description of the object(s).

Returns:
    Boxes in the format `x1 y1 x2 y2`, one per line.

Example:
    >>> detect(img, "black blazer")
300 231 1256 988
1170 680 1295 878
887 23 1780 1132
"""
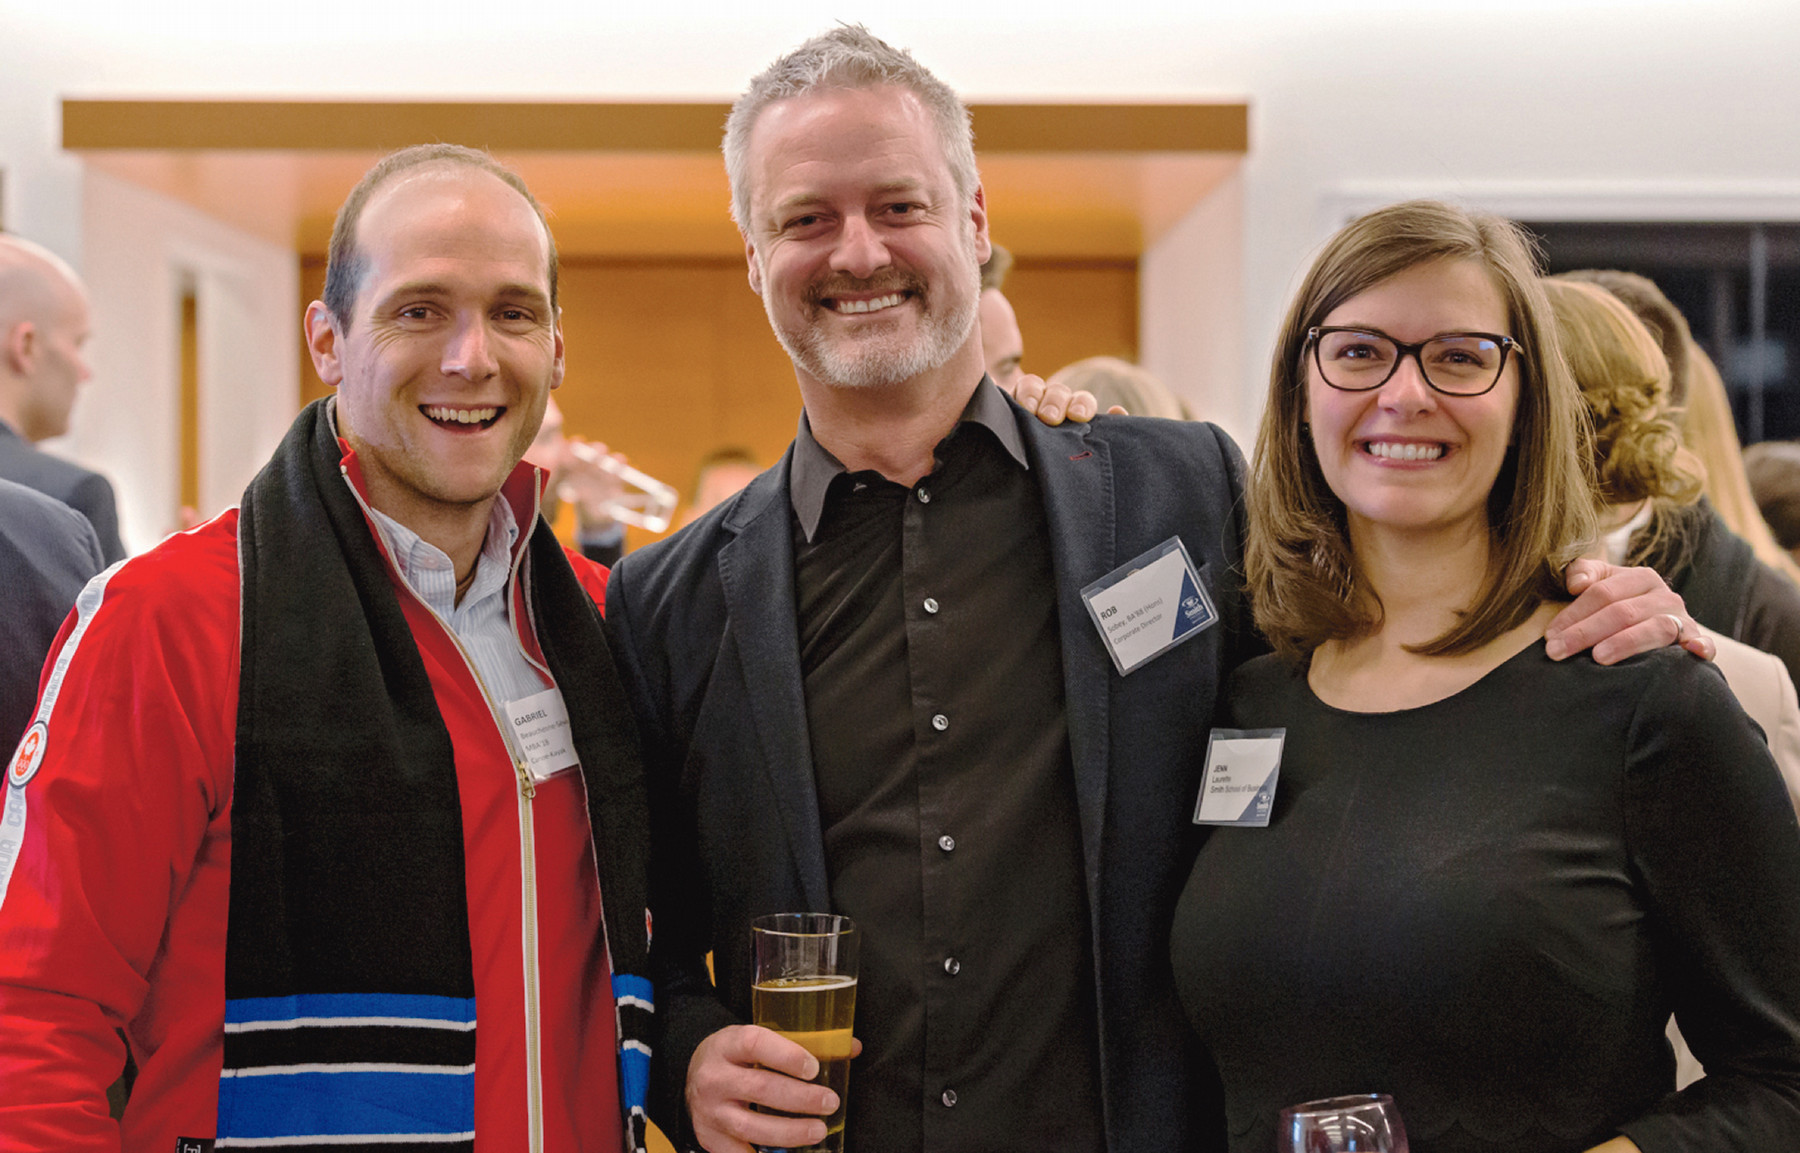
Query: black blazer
0 422 125 564
0 477 103 748
607 405 1254 1152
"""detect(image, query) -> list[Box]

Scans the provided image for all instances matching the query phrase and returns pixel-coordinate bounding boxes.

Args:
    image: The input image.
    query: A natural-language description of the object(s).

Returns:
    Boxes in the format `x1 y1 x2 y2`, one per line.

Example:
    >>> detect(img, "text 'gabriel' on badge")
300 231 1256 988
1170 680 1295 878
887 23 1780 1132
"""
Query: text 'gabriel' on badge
1080 536 1218 675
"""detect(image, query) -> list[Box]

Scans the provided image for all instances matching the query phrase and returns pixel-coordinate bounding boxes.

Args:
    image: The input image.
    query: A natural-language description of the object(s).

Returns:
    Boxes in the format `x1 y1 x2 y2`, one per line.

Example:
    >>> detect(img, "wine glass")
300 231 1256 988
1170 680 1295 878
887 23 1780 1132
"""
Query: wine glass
1278 1093 1409 1153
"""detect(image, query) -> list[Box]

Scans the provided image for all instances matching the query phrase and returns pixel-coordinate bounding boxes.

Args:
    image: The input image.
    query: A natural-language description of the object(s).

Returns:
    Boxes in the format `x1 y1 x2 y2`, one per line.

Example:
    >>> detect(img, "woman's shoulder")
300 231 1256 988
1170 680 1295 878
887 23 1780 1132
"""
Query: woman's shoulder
1225 651 1309 723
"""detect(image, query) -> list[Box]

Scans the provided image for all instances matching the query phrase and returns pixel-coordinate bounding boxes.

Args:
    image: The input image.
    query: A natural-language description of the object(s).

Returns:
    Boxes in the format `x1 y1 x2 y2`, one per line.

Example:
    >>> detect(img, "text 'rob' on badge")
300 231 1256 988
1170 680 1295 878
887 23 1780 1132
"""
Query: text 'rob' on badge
1194 728 1284 827
1081 536 1218 675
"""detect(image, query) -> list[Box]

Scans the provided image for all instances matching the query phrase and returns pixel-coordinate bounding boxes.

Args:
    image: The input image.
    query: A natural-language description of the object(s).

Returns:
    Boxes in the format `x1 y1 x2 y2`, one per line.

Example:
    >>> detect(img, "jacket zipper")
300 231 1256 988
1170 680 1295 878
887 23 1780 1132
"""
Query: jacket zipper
341 467 547 1153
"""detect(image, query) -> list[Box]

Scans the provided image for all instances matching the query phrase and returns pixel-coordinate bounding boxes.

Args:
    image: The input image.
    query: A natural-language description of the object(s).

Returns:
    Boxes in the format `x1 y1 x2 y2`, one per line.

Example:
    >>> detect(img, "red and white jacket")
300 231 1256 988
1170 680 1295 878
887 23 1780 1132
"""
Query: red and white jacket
0 456 623 1152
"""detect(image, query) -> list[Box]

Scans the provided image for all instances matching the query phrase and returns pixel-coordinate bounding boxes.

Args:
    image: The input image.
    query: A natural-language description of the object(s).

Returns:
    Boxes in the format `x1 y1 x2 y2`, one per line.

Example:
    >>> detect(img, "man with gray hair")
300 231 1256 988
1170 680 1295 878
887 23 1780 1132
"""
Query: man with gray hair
606 26 1697 1153
607 26 1223 1153
0 235 125 563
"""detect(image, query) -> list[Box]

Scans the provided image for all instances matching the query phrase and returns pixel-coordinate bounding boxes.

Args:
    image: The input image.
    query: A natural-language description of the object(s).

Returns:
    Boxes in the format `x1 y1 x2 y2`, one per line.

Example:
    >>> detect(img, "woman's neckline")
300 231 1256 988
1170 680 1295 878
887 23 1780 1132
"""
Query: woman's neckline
1304 602 1560 715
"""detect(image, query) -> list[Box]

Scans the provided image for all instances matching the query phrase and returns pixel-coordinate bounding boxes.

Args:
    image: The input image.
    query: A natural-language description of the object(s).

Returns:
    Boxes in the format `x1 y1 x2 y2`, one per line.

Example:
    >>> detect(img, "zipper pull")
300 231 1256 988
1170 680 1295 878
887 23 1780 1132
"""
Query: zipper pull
516 759 537 799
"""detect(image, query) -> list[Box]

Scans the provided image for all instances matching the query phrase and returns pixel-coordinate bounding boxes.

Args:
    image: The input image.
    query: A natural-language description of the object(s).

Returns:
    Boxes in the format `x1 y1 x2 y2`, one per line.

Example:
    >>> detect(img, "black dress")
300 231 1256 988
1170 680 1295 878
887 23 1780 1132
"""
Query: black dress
1172 642 1800 1153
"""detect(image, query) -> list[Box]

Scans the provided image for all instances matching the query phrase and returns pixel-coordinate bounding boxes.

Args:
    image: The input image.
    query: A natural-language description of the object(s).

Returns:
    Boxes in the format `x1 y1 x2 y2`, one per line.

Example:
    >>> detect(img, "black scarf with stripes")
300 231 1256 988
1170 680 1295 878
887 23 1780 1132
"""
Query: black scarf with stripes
223 399 652 1147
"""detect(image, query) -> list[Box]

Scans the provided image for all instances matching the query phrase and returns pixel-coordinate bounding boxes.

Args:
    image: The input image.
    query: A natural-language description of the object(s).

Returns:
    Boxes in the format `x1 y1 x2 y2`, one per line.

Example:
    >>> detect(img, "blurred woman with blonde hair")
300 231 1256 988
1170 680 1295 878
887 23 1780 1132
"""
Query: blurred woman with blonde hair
1045 356 1193 421
1562 267 1800 587
1552 274 1800 689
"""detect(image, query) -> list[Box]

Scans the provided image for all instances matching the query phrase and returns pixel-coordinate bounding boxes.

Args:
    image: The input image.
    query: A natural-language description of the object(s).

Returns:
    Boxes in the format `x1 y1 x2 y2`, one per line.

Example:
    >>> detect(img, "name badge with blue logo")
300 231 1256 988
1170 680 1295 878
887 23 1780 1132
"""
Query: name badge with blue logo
1194 728 1285 827
1080 536 1218 675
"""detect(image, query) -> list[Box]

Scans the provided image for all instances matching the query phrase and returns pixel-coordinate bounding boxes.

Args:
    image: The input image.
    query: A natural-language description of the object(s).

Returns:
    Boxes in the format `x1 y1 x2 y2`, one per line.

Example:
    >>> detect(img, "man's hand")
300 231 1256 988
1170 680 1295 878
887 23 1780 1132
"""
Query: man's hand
686 1024 840 1153
1546 558 1714 665
1007 373 1124 425
553 438 628 533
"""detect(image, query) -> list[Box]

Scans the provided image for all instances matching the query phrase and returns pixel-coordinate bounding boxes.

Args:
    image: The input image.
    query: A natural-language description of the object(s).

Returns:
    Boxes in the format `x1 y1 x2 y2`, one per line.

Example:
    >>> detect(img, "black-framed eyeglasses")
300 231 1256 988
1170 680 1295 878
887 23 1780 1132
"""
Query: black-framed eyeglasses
1306 326 1523 397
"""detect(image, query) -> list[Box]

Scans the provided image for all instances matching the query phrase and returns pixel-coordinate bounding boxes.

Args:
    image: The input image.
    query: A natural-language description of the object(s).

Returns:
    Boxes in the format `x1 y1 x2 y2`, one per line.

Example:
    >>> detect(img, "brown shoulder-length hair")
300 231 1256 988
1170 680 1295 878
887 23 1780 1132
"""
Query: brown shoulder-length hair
1247 200 1598 661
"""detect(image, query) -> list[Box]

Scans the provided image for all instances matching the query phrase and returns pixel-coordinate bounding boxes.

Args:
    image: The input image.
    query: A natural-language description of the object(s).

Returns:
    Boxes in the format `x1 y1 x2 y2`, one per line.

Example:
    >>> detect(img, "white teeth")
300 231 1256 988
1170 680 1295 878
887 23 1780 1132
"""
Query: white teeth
834 293 905 314
423 406 498 425
1366 441 1443 461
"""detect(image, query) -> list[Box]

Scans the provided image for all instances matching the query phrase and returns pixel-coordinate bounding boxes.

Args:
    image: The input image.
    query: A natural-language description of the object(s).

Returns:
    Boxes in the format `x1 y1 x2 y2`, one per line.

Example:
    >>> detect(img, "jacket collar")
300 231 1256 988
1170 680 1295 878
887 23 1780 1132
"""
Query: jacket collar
787 375 1028 543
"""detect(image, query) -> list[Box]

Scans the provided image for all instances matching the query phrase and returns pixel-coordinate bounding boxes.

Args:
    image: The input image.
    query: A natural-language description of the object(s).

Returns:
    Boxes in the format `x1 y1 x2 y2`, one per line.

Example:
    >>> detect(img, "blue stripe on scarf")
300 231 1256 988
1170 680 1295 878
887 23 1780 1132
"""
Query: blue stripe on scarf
612 973 653 1006
217 1069 475 1139
619 1044 651 1114
225 993 476 1026
612 974 653 1113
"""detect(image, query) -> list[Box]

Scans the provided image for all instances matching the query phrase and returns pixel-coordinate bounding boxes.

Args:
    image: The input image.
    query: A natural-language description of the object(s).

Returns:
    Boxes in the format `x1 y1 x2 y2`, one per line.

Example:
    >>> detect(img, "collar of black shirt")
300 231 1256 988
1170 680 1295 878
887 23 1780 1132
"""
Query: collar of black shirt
789 376 1031 543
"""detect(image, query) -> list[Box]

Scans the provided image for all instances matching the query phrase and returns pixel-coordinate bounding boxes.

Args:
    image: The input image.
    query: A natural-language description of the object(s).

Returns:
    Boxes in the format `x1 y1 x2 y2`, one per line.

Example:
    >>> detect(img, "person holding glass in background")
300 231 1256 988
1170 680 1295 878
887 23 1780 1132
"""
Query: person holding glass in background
1171 200 1800 1152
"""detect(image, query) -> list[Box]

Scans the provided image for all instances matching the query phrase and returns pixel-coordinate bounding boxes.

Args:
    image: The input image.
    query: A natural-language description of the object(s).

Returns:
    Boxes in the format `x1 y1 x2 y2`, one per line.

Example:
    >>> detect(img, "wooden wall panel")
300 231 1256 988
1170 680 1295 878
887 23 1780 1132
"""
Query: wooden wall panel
299 255 1138 547
1005 259 1140 382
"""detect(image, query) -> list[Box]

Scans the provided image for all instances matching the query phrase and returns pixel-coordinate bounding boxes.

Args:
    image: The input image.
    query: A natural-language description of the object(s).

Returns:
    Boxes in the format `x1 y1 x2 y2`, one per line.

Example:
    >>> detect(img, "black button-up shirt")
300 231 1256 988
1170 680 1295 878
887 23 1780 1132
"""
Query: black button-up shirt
790 380 1105 1153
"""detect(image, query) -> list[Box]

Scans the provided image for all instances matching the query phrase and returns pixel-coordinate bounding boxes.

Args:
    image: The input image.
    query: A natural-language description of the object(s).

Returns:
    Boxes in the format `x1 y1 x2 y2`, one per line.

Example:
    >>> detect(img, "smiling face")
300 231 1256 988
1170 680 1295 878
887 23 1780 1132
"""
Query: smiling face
741 84 989 394
1306 257 1519 547
305 164 563 535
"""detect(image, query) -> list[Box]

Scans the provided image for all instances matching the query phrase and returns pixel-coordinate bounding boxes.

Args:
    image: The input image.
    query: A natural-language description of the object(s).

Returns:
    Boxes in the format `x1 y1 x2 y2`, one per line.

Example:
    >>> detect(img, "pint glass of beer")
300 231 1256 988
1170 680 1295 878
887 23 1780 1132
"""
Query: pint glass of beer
751 913 858 1153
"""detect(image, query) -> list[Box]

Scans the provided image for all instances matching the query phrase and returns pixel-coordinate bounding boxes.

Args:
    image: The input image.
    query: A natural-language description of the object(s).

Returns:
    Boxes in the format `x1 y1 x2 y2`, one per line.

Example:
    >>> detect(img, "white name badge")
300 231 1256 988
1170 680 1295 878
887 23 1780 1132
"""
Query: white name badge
1194 728 1285 827
1080 537 1218 675
506 687 580 783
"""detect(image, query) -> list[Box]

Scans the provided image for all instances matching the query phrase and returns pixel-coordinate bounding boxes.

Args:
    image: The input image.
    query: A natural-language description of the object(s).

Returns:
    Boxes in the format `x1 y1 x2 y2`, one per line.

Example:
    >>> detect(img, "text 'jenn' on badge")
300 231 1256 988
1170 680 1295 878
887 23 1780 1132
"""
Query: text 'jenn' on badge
506 687 581 784
1080 536 1219 676
1194 728 1285 827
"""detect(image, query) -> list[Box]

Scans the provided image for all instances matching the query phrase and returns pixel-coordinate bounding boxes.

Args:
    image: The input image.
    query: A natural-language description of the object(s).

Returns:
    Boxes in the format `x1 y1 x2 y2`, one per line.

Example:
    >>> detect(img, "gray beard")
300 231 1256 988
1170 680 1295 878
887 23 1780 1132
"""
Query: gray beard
768 280 979 391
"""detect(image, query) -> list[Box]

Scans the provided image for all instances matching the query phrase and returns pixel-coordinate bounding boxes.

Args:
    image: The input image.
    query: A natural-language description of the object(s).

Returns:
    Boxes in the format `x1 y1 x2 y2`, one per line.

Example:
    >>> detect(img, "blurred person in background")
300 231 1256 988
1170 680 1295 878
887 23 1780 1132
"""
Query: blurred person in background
978 243 1025 393
524 394 632 566
677 446 761 529
1745 438 1800 568
0 477 102 750
1563 268 1800 588
0 235 125 564
1558 271 1800 685
1048 356 1194 420
1547 275 1800 808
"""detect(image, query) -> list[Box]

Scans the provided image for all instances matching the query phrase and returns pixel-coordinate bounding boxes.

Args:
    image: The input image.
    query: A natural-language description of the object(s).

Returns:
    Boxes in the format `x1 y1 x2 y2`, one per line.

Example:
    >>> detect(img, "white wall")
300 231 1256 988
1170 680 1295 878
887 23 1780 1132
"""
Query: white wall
80 171 297 552
5 0 1800 507
1142 171 1247 444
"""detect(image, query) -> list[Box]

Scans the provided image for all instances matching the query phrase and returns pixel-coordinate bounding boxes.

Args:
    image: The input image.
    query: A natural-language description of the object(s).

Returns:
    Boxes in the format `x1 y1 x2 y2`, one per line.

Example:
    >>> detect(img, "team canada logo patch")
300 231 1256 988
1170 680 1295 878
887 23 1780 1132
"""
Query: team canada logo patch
9 722 47 789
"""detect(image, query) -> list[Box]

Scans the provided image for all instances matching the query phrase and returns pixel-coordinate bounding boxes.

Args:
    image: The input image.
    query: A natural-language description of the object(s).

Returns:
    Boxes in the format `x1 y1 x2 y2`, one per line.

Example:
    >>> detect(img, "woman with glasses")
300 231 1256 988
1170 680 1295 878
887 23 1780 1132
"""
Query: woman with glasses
1171 200 1800 1153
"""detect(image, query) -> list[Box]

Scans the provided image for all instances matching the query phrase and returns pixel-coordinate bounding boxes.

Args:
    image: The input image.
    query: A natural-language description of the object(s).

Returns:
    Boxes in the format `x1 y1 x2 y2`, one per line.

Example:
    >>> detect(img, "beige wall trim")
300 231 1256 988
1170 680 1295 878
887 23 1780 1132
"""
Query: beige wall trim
64 100 1248 155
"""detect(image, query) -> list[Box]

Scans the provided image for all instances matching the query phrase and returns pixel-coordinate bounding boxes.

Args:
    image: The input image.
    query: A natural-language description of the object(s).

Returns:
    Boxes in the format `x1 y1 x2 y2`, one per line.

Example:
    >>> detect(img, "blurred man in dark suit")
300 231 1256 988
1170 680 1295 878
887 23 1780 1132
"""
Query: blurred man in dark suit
0 477 102 749
0 235 125 563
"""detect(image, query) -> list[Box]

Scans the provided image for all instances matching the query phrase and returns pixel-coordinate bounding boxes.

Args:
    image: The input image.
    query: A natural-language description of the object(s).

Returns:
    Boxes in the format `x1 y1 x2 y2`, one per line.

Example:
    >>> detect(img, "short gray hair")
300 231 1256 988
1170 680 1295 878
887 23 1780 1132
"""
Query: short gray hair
723 25 979 232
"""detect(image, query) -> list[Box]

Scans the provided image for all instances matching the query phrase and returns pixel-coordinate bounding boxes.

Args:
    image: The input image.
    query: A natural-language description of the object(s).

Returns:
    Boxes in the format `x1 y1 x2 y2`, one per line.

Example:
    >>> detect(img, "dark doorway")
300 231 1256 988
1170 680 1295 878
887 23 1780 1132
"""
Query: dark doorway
1523 222 1800 445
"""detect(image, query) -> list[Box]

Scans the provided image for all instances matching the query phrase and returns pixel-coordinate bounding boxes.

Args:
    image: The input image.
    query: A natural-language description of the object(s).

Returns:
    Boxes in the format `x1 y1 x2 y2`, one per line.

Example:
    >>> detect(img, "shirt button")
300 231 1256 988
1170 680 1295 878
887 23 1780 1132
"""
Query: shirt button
923 597 939 614
931 714 949 732
942 1089 958 1108
938 834 956 852
916 486 932 503
943 956 961 975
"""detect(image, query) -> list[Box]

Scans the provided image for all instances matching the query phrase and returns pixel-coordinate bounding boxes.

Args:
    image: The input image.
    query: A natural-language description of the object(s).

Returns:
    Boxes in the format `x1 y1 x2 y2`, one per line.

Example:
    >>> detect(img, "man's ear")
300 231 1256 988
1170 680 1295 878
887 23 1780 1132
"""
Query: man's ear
744 234 763 297
969 184 992 267
4 320 37 377
550 307 566 391
304 301 344 387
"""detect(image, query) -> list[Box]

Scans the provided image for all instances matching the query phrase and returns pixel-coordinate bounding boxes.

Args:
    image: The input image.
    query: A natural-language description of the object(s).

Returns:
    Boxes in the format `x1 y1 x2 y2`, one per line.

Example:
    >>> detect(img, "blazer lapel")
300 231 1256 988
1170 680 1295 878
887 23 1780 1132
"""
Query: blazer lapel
716 457 832 910
1018 415 1117 888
